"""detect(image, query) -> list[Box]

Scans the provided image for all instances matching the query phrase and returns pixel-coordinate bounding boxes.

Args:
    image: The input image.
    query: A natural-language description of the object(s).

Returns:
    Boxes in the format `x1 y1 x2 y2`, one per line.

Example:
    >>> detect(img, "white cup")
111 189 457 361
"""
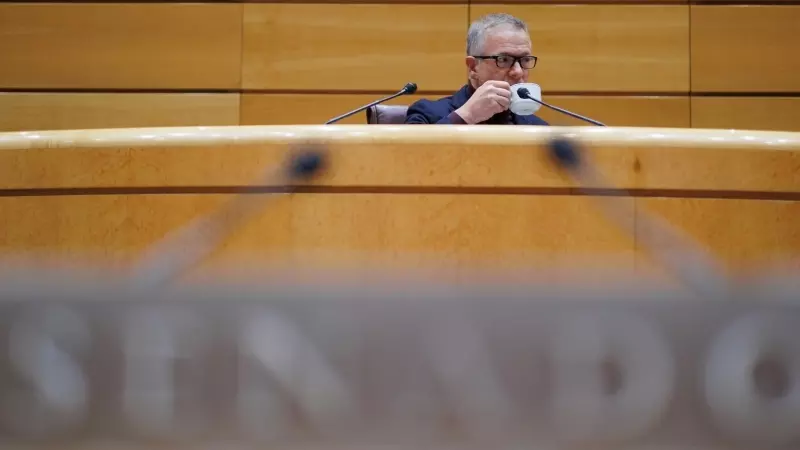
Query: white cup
509 83 542 116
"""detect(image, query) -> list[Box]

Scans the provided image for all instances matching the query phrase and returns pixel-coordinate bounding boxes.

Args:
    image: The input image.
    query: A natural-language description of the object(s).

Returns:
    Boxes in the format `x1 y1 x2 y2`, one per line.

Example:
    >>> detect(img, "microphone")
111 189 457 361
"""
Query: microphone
517 87 606 127
132 147 327 288
546 136 729 297
324 82 418 125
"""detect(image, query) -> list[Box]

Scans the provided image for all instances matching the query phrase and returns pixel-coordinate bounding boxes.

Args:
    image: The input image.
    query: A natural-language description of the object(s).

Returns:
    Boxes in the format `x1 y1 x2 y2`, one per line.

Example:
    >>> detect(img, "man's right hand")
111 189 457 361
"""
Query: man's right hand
455 81 512 124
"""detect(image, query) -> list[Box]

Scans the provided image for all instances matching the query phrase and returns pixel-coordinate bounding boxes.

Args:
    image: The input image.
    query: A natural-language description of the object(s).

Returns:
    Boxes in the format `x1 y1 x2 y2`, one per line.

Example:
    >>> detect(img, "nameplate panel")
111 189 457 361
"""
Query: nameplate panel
0 274 797 449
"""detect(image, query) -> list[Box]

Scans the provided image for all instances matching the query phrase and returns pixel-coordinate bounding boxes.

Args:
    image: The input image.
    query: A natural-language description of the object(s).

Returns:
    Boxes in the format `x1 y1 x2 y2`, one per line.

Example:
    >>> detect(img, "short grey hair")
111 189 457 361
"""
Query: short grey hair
466 13 528 56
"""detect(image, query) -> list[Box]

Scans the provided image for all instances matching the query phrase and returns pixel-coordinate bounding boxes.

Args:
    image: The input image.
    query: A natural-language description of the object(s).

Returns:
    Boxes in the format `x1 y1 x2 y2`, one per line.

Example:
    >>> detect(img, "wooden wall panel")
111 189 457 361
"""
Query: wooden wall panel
2 129 797 194
0 3 242 89
691 97 800 132
691 5 800 93
696 0 799 2
472 0 685 3
537 96 690 127
0 93 240 132
471 5 689 93
241 4 468 91
636 198 800 272
240 93 427 125
241 94 691 127
0 194 637 272
0 3 797 133
1 195 796 276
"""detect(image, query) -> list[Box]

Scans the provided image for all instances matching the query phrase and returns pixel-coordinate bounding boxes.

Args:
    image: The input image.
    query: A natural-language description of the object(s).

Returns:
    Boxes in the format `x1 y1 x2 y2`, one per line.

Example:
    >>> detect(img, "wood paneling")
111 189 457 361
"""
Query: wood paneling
241 4 468 91
0 194 637 272
0 3 242 89
471 5 689 93
241 94 691 127
0 1 796 134
263 0 468 2
0 93 240 132
538 96 690 127
692 97 800 132
0 141 633 190
0 127 797 194
691 5 800 93
636 198 800 272
1 194 796 276
241 93 427 125
697 0 800 2
473 0 685 3
0 125 796 285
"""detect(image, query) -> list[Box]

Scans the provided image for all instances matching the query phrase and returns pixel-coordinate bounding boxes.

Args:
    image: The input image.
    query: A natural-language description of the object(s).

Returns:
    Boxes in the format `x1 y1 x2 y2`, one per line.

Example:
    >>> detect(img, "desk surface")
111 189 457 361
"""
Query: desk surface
2 124 800 150
0 125 798 193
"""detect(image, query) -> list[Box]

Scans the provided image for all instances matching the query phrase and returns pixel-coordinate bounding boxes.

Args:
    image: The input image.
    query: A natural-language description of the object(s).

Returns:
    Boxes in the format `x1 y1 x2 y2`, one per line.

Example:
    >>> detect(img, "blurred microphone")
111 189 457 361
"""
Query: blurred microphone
513 84 606 127
325 82 417 125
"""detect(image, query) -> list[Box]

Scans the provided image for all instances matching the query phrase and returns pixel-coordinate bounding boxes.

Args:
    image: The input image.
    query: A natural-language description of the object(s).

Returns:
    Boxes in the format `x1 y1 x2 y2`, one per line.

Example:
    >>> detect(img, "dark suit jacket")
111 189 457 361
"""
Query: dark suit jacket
405 84 549 126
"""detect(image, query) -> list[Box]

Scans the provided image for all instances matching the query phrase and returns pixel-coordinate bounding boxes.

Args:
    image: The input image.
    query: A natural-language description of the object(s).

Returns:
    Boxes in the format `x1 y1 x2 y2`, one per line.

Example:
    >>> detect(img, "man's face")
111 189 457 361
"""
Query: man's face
467 26 532 88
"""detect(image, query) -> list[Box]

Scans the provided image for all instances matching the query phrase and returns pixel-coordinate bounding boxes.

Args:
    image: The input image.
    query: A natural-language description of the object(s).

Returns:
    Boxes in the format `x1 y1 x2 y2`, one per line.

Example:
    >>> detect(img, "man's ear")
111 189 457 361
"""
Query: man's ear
465 56 478 82
465 56 478 72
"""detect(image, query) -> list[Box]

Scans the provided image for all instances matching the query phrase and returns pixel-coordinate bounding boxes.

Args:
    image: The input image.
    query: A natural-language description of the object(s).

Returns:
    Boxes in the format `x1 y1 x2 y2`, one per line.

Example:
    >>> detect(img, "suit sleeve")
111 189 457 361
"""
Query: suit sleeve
404 101 467 125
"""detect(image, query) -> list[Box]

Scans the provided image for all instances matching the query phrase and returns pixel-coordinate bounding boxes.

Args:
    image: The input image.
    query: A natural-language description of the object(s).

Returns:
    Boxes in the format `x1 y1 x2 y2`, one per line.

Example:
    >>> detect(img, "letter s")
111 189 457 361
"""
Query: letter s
3 307 89 437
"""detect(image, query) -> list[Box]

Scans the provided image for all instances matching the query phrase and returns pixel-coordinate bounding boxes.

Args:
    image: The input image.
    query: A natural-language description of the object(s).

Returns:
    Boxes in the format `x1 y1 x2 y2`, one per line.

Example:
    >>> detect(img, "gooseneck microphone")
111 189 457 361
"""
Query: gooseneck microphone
546 136 728 297
132 148 327 288
325 82 418 125
517 87 606 127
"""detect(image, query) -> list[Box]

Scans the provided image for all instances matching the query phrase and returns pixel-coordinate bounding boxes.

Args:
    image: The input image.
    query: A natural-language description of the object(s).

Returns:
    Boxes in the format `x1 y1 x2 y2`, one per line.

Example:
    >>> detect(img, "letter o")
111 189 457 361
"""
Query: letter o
704 312 800 445
550 311 675 444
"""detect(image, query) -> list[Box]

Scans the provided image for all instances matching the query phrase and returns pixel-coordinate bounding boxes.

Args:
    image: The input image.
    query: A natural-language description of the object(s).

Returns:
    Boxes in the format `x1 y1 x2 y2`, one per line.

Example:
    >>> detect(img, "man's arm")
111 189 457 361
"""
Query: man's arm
404 101 466 125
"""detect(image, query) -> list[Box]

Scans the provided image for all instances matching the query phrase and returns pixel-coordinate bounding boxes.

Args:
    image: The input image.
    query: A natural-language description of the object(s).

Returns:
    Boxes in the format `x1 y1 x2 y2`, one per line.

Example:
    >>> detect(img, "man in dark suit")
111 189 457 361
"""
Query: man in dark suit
405 13 548 126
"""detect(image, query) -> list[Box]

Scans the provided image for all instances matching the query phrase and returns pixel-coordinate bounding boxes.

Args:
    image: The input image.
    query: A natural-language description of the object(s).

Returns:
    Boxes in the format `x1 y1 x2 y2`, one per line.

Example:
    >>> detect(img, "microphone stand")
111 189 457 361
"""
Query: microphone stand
518 88 606 126
532 98 606 127
325 83 417 125
547 137 729 298
516 89 727 295
131 151 326 289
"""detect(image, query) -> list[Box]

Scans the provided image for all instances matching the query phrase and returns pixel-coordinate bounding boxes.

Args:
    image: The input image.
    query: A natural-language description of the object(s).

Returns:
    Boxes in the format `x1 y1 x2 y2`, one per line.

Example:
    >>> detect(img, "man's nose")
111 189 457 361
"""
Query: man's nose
509 61 524 77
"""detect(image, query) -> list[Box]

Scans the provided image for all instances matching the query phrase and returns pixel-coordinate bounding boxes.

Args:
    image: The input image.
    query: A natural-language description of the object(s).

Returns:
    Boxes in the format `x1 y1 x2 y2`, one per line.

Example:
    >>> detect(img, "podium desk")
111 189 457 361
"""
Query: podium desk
0 125 799 449
0 125 797 278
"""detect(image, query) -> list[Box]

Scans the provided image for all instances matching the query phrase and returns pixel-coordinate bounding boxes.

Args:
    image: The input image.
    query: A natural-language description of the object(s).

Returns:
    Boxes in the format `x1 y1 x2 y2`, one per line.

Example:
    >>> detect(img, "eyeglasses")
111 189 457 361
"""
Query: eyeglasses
473 54 538 70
